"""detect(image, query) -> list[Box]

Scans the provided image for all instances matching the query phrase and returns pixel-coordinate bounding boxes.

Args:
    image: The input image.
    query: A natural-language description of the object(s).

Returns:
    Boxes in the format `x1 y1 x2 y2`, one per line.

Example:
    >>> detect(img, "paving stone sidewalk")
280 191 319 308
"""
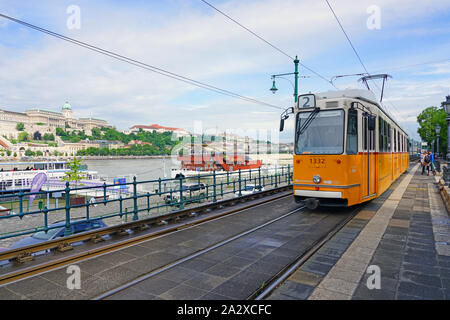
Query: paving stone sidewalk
268 164 450 300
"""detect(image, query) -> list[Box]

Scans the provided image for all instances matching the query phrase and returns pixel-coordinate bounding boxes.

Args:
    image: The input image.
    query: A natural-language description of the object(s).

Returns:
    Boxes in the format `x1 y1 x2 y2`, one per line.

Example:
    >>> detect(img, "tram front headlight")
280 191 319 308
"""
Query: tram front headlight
313 175 321 184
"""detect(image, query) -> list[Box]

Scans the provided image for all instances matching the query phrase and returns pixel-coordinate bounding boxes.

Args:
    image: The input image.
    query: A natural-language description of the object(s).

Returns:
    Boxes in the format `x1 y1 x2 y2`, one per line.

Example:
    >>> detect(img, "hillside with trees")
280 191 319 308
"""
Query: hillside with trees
55 126 182 156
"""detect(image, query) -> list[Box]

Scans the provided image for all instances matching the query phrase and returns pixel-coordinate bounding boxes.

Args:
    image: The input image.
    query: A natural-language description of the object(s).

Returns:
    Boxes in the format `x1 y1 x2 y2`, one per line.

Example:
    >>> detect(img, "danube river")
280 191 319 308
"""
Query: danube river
84 157 180 182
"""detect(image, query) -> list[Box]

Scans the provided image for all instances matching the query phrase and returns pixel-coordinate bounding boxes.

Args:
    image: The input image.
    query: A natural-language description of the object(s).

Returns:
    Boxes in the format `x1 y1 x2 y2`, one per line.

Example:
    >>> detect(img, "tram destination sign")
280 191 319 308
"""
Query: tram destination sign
298 94 316 109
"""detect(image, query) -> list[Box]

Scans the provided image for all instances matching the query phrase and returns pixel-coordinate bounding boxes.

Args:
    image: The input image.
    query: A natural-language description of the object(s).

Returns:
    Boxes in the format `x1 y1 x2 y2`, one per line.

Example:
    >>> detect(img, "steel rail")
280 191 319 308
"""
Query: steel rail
93 205 306 300
0 186 292 286
250 204 364 300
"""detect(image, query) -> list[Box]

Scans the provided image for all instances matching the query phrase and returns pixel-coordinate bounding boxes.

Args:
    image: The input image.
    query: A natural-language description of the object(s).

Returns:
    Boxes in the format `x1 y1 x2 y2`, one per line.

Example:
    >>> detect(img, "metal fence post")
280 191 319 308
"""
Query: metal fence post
18 191 24 217
43 206 48 234
238 169 242 197
213 170 217 202
133 176 138 221
288 164 291 185
64 182 72 236
103 182 107 206
179 175 184 210
258 167 261 188
85 198 90 222
275 168 278 188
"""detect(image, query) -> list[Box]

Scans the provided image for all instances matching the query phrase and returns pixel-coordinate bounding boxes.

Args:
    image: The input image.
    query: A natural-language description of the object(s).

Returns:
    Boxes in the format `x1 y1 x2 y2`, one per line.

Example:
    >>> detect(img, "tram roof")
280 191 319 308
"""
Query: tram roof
314 89 408 136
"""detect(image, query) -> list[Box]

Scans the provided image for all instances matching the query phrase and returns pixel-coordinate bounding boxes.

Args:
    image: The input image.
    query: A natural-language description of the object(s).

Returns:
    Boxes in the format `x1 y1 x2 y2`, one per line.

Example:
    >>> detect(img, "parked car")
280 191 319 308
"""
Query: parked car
235 184 265 197
164 183 206 205
9 218 107 250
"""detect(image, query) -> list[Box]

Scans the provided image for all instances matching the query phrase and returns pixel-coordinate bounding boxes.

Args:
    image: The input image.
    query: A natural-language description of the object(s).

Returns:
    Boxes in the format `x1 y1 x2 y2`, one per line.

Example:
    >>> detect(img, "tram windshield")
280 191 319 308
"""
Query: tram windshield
295 109 345 155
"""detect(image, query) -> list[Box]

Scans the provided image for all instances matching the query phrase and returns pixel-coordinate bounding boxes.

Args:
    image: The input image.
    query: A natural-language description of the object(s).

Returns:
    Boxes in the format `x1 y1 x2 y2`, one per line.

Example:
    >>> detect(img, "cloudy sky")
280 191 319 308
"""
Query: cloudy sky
0 0 449 142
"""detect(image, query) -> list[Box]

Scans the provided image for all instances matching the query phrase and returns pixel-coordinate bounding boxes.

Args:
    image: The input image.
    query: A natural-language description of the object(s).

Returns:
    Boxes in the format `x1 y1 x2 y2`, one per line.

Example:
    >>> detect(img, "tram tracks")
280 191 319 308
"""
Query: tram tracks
95 205 364 300
0 188 292 287
251 204 363 300
93 204 307 300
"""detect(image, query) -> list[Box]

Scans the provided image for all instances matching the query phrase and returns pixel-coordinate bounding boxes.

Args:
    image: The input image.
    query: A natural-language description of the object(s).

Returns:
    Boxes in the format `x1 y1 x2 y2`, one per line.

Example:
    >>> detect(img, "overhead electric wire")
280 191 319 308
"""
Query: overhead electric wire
370 58 450 74
324 0 371 76
0 13 284 111
200 0 337 88
323 0 407 119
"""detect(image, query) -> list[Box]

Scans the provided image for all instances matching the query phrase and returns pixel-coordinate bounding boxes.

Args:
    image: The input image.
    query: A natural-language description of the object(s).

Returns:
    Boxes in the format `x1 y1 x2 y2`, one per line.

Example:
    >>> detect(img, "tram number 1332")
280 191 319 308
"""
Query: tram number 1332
309 158 326 168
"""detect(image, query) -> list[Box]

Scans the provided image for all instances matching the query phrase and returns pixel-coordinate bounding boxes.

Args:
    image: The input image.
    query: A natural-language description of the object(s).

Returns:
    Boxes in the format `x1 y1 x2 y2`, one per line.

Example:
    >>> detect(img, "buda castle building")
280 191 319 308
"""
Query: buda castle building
0 102 110 139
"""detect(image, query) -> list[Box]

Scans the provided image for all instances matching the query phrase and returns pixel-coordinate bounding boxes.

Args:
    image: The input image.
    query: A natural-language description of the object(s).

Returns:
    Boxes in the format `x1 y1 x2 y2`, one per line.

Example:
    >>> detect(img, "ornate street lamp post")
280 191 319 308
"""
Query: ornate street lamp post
436 124 441 156
270 55 301 104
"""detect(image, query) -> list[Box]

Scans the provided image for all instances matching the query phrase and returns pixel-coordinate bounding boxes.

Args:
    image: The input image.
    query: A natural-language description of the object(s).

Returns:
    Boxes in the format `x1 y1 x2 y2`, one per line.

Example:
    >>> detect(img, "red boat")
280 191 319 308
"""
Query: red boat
171 154 262 178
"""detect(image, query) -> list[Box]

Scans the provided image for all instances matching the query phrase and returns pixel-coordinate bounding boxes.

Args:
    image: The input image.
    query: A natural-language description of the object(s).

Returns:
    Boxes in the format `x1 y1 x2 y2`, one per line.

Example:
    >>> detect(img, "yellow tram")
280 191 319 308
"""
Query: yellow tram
281 89 409 209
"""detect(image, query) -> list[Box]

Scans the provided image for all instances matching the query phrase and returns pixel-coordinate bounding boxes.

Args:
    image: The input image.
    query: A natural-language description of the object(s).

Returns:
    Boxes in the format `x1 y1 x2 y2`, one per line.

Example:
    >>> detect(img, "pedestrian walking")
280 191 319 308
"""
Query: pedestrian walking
429 151 436 176
421 151 431 175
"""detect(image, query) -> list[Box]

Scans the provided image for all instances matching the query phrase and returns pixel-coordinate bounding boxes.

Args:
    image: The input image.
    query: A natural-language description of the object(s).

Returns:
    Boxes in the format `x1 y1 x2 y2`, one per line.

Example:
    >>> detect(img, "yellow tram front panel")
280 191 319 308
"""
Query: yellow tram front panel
293 154 363 207
293 152 407 207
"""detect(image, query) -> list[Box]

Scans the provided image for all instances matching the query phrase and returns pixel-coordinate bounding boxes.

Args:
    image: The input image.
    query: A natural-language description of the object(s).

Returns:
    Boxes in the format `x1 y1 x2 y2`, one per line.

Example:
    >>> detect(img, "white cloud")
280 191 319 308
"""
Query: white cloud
0 0 449 136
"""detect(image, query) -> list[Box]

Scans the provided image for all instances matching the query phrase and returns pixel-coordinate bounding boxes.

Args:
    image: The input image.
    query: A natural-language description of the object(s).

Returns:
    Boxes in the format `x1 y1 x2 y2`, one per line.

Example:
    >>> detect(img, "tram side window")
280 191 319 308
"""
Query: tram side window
370 126 375 151
346 109 358 154
384 122 388 152
363 117 367 150
398 132 401 152
394 128 396 152
379 118 384 151
387 124 391 151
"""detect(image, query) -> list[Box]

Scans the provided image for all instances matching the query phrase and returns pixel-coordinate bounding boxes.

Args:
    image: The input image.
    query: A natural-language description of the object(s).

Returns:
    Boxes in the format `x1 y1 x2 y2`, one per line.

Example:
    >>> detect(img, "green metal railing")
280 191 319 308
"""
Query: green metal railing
0 166 292 241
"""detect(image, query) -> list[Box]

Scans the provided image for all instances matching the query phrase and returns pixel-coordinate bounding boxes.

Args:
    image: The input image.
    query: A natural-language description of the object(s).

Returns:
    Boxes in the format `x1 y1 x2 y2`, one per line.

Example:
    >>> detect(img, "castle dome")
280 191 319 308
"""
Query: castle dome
62 101 72 110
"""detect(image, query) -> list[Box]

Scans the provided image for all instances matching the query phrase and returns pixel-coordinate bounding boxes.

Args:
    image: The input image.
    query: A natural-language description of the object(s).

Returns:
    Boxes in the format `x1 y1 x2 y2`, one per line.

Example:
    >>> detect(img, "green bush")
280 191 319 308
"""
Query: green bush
18 132 29 142
25 149 35 157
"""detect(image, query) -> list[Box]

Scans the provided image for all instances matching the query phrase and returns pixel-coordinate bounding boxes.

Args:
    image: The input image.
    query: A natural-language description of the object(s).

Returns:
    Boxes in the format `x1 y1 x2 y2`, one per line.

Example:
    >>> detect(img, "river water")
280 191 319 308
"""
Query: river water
83 157 180 182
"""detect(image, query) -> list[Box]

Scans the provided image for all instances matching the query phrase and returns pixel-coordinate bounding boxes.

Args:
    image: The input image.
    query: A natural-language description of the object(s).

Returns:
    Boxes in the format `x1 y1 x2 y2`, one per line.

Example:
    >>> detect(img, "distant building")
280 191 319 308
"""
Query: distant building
129 124 190 138
92 140 125 150
0 102 110 139
127 140 153 146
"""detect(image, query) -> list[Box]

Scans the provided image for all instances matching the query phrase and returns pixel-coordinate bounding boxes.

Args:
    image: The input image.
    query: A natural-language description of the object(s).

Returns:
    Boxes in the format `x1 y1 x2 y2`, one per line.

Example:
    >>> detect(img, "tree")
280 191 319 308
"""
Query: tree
25 149 34 157
61 157 85 187
18 132 29 142
56 128 66 137
16 123 25 131
43 133 55 141
417 106 447 154
33 131 42 140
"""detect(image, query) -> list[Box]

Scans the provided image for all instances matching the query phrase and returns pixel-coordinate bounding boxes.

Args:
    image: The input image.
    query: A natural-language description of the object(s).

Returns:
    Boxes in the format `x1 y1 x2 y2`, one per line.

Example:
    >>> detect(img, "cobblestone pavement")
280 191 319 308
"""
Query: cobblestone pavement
268 164 450 300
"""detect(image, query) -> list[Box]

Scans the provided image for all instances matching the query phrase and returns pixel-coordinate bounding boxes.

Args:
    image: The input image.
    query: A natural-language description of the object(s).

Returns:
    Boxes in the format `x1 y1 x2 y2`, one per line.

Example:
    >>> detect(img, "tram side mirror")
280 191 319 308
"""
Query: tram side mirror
368 115 376 131
280 118 285 132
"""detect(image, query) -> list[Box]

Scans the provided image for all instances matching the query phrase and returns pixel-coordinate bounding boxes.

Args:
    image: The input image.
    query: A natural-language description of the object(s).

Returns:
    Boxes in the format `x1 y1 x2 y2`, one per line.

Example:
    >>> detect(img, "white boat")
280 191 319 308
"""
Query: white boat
0 161 104 194
170 164 286 180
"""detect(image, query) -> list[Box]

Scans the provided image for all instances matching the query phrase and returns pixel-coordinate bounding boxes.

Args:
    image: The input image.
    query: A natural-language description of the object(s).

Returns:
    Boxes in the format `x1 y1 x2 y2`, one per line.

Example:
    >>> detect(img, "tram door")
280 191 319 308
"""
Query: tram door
362 115 376 199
